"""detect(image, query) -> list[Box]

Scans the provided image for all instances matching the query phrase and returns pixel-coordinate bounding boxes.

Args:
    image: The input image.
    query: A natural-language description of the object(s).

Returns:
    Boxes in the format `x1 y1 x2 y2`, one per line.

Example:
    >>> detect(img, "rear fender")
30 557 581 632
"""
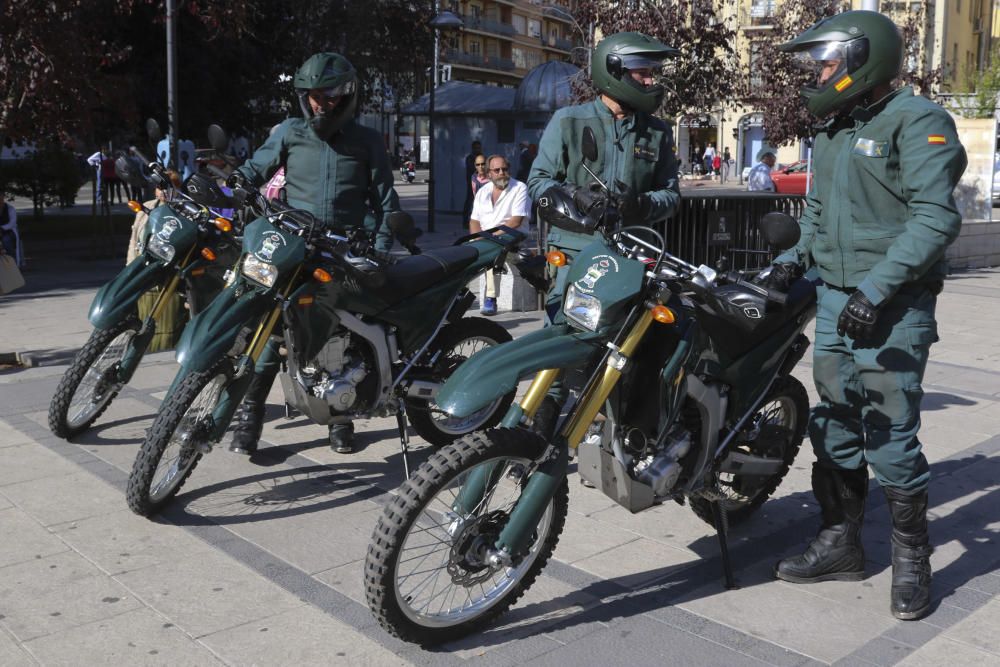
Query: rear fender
174 284 272 373
88 257 170 329
436 324 602 419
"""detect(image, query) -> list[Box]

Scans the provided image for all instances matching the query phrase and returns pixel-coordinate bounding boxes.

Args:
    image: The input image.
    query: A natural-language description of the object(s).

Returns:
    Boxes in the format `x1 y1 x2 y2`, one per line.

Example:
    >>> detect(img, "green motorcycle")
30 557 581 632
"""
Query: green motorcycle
365 128 817 644
125 186 526 517
47 154 240 439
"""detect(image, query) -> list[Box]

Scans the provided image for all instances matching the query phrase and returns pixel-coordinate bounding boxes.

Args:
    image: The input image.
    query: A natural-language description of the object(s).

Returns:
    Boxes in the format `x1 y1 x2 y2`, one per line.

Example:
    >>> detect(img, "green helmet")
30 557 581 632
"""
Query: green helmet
293 52 358 140
778 10 902 119
591 32 679 114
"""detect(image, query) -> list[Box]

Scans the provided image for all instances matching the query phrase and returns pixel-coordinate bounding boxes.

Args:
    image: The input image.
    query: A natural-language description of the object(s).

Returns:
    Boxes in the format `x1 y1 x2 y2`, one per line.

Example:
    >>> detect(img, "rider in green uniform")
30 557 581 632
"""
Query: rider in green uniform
528 31 682 324
228 52 401 456
765 11 967 621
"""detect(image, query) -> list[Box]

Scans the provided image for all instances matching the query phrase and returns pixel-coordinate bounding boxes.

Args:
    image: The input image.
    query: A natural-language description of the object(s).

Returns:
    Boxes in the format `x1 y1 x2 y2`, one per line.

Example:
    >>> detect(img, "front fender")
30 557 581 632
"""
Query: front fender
175 284 272 373
436 324 603 418
89 256 170 329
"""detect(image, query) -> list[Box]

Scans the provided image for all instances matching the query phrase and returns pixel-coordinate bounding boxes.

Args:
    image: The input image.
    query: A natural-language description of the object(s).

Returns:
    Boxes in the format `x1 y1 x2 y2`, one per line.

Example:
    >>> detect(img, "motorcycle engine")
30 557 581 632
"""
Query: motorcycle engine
633 426 692 497
298 333 371 413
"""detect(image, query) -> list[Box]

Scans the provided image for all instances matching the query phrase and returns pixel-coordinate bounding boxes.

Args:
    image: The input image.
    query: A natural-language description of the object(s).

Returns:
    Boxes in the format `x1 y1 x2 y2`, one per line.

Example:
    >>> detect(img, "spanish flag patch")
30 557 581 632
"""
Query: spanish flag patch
928 135 947 144
834 75 853 92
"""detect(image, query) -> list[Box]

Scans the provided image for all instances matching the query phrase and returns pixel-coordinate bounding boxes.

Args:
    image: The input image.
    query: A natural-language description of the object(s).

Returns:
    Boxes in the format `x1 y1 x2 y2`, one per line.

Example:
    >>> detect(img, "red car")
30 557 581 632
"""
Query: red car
771 160 813 195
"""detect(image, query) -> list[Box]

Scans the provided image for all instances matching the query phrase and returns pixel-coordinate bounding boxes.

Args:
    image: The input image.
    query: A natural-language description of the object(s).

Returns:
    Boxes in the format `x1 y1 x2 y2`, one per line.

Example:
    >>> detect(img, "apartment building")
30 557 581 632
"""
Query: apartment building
703 0 994 175
438 0 582 87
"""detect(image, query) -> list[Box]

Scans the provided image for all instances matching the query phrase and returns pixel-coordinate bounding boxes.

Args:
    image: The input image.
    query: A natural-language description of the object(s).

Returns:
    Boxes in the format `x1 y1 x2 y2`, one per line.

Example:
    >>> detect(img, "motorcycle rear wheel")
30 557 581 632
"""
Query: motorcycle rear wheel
689 376 808 528
406 317 514 447
48 317 141 439
365 428 567 645
126 361 231 516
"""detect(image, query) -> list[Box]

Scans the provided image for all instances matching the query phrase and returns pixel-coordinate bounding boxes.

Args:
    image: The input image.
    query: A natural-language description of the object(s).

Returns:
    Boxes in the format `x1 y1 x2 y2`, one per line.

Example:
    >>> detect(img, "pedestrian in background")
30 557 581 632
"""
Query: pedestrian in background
721 146 732 183
747 146 777 191
461 140 482 229
470 154 529 316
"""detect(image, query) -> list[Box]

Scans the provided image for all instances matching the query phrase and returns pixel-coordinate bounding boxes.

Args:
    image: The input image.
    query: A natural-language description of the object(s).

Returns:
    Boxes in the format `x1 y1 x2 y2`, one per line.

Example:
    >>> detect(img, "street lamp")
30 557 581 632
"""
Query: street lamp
427 5 463 233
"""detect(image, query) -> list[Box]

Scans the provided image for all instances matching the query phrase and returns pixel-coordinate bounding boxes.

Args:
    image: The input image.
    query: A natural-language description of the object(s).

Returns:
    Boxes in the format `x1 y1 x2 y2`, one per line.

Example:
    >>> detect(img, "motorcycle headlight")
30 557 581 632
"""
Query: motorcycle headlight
564 284 602 331
242 255 278 287
147 235 176 263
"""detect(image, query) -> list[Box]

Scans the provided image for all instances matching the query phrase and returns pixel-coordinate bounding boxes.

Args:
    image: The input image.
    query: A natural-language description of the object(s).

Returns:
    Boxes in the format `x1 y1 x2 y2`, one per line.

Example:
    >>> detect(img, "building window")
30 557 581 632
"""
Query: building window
512 14 526 34
469 3 481 19
512 46 527 69
469 40 481 57
528 18 542 38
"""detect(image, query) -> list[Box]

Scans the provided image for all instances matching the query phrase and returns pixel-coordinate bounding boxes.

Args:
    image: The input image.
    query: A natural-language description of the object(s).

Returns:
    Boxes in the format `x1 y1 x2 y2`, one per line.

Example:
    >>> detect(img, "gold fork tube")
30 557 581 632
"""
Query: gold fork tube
519 369 561 419
148 246 196 321
245 267 301 363
563 310 655 449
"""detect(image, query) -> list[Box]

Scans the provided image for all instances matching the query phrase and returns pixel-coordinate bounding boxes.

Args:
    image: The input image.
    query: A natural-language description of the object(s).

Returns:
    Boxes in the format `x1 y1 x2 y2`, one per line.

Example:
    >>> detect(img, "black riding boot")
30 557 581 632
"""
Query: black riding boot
329 422 354 454
885 486 932 620
775 463 868 583
229 367 278 455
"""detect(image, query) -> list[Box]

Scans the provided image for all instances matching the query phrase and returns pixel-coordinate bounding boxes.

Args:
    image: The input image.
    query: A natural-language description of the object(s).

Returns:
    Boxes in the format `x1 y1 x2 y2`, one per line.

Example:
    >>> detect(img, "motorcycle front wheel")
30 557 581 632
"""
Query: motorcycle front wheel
406 317 515 447
48 316 141 439
689 376 808 527
365 428 568 645
126 361 232 516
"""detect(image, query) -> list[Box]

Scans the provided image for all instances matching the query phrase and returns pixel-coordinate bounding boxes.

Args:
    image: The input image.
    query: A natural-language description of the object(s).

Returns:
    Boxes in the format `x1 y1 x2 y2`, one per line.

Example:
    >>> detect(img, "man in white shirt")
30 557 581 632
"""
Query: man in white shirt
748 146 777 192
470 154 529 315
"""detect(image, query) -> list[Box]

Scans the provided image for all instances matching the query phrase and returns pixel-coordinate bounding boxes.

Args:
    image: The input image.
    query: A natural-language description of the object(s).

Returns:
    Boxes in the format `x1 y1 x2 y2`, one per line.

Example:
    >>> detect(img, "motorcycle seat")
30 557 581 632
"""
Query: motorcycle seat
381 245 480 300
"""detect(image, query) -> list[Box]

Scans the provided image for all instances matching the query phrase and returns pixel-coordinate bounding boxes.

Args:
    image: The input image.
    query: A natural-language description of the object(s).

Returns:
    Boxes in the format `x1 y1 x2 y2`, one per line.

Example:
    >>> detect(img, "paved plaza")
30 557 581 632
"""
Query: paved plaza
1 183 999 665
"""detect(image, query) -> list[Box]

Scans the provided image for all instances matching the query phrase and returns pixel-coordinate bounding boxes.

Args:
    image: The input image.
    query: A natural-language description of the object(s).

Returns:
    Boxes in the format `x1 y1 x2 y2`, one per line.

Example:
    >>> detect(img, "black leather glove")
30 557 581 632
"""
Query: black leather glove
572 181 604 214
617 186 651 224
837 291 880 340
757 262 802 292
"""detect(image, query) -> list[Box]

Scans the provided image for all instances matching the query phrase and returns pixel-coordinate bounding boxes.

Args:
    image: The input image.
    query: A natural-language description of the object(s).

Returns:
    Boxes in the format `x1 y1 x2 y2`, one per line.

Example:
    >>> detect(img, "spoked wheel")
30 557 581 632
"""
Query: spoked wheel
366 429 568 645
126 361 231 516
690 376 808 527
48 317 141 438
406 317 515 447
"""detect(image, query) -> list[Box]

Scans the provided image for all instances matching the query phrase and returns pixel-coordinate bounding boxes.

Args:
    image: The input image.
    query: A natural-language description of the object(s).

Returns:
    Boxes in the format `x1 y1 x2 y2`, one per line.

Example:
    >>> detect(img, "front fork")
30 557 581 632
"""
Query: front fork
208 270 301 442
456 310 656 559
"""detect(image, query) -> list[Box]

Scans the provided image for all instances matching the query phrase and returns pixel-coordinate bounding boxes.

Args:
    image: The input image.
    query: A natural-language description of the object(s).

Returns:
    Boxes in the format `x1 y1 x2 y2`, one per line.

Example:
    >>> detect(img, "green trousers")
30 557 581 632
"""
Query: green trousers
809 283 938 491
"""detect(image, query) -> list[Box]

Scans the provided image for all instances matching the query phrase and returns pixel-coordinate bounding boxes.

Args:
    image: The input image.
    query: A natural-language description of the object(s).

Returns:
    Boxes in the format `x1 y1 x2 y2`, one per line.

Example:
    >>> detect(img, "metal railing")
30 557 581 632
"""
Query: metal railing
461 13 516 37
540 35 573 51
659 193 805 271
442 49 516 72
537 193 805 272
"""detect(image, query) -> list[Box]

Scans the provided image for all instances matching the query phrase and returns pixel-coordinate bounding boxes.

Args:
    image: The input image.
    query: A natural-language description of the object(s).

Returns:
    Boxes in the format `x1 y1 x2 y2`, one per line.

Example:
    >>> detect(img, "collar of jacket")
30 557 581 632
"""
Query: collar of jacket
592 97 636 131
849 86 911 122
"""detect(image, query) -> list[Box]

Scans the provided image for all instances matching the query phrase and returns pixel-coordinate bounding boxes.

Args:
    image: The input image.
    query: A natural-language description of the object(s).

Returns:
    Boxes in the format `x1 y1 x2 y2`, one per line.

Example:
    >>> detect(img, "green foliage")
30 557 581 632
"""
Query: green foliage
951 45 1000 119
0 148 85 219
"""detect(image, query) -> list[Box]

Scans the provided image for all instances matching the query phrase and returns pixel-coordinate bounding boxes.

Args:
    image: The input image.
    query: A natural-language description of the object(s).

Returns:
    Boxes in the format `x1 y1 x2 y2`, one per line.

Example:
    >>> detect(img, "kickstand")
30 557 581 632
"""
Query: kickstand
284 402 295 420
711 500 738 590
395 411 411 479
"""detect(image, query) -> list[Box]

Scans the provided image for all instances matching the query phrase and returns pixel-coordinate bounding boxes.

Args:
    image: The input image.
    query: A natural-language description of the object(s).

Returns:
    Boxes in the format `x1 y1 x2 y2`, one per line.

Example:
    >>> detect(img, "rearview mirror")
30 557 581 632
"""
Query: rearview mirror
207 124 229 153
146 118 163 147
581 126 598 163
758 211 800 250
386 211 421 243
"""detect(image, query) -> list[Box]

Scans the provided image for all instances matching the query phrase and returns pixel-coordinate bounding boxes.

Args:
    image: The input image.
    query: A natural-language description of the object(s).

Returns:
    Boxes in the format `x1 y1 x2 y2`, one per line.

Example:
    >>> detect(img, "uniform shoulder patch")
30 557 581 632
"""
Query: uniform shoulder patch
927 134 947 144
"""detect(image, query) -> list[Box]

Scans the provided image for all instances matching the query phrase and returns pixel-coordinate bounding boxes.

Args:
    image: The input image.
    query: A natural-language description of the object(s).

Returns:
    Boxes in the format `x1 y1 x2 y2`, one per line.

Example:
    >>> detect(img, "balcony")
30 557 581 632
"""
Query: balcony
443 48 516 72
540 35 573 52
461 13 516 37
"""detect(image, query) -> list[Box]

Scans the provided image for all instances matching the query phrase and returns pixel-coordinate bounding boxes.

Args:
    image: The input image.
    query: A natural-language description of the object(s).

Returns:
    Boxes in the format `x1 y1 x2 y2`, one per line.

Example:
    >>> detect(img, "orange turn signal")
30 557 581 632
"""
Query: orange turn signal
651 305 676 324
200 247 217 261
313 268 333 283
546 250 567 267
127 200 143 213
214 217 232 233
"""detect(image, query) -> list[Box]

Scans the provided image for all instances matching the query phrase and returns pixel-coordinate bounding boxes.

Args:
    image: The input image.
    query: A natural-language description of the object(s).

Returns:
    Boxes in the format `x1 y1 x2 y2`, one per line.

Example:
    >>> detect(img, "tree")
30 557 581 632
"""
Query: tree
571 0 743 119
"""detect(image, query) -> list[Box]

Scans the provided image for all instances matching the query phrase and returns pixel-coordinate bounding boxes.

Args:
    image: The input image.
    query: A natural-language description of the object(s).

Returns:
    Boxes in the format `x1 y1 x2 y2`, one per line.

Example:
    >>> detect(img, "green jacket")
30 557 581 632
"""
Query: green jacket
528 98 681 250
237 118 400 242
778 87 967 306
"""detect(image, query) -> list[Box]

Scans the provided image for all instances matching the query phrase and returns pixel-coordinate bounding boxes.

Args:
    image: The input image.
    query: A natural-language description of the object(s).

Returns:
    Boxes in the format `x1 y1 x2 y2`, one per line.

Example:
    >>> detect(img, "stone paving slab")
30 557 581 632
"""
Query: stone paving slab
1 243 999 665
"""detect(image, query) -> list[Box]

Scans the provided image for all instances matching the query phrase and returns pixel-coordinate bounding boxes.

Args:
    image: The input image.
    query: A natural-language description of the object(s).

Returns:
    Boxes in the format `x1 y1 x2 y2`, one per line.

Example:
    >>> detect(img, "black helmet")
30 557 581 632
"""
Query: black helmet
778 10 903 118
537 185 597 235
591 32 678 114
293 52 358 140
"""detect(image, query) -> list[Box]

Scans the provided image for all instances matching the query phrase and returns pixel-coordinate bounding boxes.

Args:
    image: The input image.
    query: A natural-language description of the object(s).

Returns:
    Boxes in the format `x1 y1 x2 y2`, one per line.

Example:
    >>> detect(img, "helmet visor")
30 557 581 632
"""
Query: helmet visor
790 42 849 85
621 54 668 71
